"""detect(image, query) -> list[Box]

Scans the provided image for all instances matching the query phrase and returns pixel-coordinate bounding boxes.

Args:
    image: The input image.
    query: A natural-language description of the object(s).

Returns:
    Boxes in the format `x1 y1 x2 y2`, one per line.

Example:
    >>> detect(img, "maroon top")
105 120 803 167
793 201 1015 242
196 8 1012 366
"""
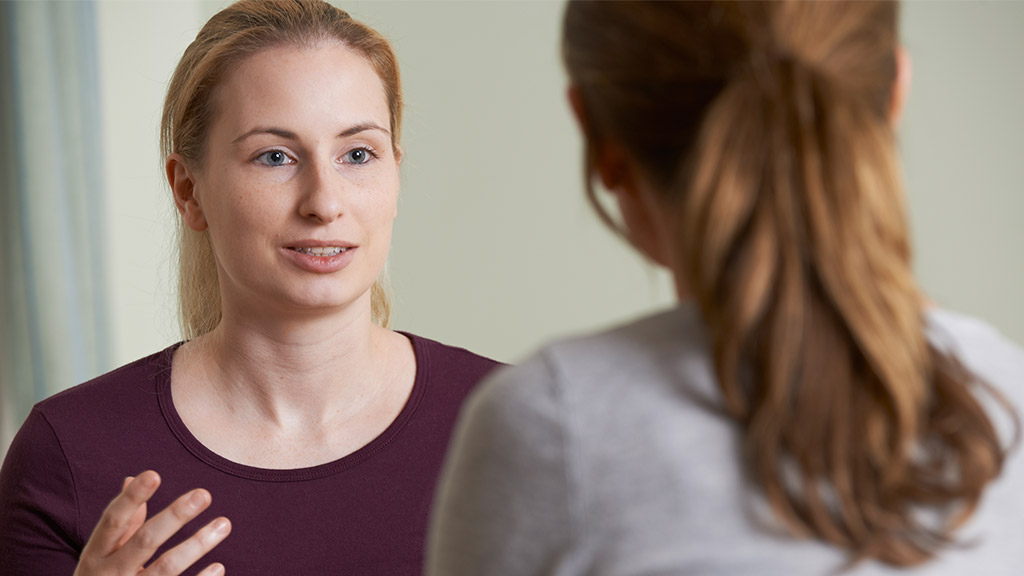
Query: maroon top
0 334 500 575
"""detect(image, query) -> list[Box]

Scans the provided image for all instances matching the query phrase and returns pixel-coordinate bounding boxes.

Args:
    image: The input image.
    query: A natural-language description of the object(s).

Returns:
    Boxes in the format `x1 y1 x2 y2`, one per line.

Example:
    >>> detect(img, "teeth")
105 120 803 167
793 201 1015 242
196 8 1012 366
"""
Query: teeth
294 247 347 256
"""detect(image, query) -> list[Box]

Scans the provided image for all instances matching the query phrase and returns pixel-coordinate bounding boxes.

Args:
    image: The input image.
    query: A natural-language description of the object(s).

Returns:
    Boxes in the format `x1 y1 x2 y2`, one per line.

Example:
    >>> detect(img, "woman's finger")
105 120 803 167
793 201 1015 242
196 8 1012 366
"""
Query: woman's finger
117 488 214 567
141 517 231 576
115 476 148 549
194 563 225 576
82 471 161 557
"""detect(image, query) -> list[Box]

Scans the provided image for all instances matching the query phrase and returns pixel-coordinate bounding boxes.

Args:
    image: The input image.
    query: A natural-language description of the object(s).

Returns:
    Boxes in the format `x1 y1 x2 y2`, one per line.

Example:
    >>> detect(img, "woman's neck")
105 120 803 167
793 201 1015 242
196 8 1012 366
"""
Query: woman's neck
170 299 416 468
209 307 383 424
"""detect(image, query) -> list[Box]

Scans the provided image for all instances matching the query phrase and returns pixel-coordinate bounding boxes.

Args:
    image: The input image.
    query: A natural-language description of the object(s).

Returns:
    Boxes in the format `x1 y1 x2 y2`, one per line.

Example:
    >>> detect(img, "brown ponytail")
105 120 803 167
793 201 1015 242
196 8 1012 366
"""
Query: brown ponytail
564 0 1016 566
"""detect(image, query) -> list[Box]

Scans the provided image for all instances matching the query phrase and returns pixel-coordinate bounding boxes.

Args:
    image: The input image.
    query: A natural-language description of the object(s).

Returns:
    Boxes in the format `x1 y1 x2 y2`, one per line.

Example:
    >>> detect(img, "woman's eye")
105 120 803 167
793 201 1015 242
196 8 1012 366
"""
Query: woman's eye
256 150 292 166
342 148 376 165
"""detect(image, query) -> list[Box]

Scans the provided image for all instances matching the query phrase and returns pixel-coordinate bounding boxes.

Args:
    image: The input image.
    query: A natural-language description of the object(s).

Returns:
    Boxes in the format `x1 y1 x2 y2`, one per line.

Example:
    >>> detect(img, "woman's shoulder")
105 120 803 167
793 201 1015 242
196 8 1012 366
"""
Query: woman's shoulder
401 332 503 382
469 304 717 429
917 308 1024 574
493 304 711 394
926 307 1024 444
33 344 179 426
927 307 1024 356
926 308 1024 391
547 303 708 365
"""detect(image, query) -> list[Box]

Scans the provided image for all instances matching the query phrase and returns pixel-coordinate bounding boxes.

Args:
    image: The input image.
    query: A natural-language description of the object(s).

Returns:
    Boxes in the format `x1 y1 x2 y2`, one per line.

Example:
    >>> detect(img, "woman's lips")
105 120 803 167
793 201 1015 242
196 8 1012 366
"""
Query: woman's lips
282 245 357 273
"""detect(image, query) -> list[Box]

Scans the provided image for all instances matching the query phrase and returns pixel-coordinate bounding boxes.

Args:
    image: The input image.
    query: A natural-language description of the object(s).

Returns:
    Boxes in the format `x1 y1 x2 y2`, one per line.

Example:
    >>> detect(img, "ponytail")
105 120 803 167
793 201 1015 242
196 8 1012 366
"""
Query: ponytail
680 50 1010 566
563 1 1018 564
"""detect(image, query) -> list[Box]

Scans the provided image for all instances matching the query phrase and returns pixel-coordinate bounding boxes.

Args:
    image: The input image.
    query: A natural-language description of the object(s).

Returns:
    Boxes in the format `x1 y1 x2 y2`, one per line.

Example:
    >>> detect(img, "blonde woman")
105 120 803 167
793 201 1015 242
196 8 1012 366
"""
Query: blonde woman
0 1 498 574
430 1 1023 574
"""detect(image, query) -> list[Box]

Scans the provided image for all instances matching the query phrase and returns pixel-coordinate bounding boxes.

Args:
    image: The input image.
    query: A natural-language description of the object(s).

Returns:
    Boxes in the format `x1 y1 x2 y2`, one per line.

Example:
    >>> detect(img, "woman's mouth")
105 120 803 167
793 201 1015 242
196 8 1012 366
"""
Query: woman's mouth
283 244 357 274
289 246 350 256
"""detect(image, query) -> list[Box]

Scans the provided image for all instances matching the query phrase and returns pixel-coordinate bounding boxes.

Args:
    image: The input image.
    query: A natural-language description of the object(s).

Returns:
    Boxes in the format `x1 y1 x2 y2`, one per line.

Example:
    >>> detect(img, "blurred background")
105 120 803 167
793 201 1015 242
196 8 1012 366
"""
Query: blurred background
2 0 1023 459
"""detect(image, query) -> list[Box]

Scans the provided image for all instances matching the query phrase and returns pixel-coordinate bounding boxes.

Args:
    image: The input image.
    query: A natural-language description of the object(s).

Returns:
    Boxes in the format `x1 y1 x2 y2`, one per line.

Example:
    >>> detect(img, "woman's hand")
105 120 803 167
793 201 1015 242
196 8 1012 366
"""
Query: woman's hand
73 471 231 576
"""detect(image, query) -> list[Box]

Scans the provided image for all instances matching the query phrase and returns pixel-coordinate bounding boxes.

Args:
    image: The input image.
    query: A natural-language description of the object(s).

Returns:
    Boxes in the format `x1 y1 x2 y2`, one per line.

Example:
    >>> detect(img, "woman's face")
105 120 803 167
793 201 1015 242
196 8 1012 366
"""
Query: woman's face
189 42 399 319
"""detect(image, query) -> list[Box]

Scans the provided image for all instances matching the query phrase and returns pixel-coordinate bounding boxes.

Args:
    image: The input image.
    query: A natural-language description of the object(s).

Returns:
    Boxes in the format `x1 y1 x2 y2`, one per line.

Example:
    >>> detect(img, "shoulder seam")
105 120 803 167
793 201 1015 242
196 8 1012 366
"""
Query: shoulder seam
33 407 82 545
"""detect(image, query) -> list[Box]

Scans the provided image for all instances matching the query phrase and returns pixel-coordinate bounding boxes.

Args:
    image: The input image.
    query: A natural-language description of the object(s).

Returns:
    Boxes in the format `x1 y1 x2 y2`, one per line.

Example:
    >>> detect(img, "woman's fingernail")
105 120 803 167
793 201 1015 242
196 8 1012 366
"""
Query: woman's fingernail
139 471 159 489
189 490 208 509
213 518 231 536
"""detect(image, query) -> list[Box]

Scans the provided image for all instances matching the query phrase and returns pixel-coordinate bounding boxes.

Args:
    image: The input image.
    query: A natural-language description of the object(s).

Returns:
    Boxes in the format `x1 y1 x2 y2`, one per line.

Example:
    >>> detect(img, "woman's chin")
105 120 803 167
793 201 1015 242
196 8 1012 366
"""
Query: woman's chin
222 280 374 321
280 290 372 316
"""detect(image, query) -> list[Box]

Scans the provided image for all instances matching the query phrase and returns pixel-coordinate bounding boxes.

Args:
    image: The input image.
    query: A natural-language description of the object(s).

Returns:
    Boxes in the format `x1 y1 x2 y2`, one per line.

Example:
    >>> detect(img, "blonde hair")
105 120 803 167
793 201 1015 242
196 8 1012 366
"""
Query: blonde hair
564 0 1016 566
161 0 400 339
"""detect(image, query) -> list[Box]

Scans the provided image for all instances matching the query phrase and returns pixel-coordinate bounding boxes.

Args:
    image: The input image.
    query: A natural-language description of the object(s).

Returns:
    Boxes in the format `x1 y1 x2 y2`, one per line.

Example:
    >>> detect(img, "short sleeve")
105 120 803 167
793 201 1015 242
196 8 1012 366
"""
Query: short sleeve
0 407 82 575
427 352 579 576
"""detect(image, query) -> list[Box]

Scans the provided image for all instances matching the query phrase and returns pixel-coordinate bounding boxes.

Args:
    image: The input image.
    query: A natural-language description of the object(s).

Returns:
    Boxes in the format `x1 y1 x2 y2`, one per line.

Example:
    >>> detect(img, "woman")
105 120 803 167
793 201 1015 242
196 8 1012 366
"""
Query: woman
429 1 1023 574
0 1 498 574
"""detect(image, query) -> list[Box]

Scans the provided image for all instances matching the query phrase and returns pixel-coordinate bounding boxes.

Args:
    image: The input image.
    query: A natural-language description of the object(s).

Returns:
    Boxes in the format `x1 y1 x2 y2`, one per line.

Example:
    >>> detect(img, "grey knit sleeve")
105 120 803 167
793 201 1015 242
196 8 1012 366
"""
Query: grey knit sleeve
427 351 577 576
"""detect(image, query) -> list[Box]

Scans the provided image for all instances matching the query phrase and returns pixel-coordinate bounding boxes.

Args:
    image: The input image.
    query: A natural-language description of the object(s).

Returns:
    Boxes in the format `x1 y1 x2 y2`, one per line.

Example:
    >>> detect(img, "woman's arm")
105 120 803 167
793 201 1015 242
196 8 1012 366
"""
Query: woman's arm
0 409 230 576
0 408 83 574
427 354 580 576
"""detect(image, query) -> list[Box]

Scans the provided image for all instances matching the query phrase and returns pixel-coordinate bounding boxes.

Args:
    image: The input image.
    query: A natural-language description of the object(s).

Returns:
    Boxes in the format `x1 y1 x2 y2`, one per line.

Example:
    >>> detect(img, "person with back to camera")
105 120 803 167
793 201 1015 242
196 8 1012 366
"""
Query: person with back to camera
429 1 1024 574
0 1 500 574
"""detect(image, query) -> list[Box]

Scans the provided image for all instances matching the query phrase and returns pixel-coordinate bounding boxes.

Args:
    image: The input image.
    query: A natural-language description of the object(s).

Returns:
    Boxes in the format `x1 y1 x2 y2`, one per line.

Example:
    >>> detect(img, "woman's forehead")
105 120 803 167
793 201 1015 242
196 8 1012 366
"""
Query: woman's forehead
210 43 391 141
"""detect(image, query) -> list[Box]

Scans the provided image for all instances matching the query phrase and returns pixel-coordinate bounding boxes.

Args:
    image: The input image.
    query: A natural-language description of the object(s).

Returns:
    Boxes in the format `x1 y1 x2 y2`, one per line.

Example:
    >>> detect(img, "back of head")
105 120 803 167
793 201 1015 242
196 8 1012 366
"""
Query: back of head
161 0 401 338
564 0 1014 566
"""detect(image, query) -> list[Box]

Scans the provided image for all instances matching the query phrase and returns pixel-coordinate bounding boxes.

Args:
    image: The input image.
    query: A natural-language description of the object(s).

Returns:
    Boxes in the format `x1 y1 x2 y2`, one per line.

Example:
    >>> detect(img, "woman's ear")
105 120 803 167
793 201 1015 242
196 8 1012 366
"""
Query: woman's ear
567 84 589 137
567 84 634 193
166 154 208 232
568 84 671 268
890 46 912 125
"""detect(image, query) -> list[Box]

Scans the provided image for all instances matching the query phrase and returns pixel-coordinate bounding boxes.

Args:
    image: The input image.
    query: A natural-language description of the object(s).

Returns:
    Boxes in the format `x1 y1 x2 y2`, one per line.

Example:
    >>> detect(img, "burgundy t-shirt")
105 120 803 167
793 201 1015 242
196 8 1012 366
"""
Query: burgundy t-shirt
0 334 500 575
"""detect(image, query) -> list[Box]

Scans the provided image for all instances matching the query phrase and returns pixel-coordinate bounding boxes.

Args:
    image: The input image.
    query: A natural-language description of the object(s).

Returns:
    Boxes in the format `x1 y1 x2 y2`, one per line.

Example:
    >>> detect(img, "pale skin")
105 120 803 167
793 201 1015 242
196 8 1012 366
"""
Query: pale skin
74 42 414 574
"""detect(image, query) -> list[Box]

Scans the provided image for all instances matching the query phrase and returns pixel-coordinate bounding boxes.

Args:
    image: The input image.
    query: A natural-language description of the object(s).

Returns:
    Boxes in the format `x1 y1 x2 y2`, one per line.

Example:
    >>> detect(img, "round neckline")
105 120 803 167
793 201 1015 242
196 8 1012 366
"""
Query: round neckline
155 332 429 482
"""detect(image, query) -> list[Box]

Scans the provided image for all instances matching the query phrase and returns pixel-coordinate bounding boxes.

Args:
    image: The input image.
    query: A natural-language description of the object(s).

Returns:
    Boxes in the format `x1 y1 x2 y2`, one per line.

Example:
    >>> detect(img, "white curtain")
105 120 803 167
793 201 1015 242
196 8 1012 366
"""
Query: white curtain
1 1 111 461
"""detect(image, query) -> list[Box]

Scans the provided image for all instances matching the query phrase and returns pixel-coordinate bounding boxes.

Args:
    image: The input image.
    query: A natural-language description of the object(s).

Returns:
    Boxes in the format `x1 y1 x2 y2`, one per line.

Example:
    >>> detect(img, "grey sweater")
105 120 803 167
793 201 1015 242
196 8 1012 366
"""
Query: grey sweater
428 304 1024 575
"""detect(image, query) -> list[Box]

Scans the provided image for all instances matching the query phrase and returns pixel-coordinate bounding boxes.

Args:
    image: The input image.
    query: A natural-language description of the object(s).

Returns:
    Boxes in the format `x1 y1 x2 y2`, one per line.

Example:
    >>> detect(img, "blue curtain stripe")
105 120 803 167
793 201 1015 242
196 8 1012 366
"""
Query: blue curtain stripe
9 1 48 406
79 0 111 375
1 0 111 459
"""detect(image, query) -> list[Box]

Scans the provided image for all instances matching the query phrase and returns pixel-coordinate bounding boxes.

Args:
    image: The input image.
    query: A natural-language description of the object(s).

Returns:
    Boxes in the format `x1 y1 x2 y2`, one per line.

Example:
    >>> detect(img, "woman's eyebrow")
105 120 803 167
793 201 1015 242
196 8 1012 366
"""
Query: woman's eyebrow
232 127 297 145
337 122 390 139
231 122 389 145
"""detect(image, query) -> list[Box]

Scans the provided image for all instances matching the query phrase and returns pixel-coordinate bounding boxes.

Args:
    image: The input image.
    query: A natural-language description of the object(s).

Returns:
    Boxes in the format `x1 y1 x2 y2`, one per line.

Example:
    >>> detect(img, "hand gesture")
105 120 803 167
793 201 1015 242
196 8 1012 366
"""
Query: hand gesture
73 471 231 576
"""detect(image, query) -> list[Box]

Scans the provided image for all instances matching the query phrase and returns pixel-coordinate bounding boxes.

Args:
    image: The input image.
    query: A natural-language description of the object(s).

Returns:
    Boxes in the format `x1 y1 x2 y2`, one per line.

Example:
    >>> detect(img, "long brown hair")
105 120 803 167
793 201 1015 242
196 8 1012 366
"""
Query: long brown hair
564 0 1016 566
161 0 401 338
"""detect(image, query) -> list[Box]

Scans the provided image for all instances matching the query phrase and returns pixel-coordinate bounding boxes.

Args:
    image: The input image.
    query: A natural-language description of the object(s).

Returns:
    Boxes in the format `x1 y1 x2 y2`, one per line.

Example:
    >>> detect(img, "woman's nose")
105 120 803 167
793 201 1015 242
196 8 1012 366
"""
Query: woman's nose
298 159 345 224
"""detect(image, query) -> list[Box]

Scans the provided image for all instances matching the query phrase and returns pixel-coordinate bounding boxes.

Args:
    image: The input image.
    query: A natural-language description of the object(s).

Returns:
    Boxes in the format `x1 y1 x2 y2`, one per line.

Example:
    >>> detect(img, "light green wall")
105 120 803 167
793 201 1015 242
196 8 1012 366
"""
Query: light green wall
902 0 1024 347
98 1 200 367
